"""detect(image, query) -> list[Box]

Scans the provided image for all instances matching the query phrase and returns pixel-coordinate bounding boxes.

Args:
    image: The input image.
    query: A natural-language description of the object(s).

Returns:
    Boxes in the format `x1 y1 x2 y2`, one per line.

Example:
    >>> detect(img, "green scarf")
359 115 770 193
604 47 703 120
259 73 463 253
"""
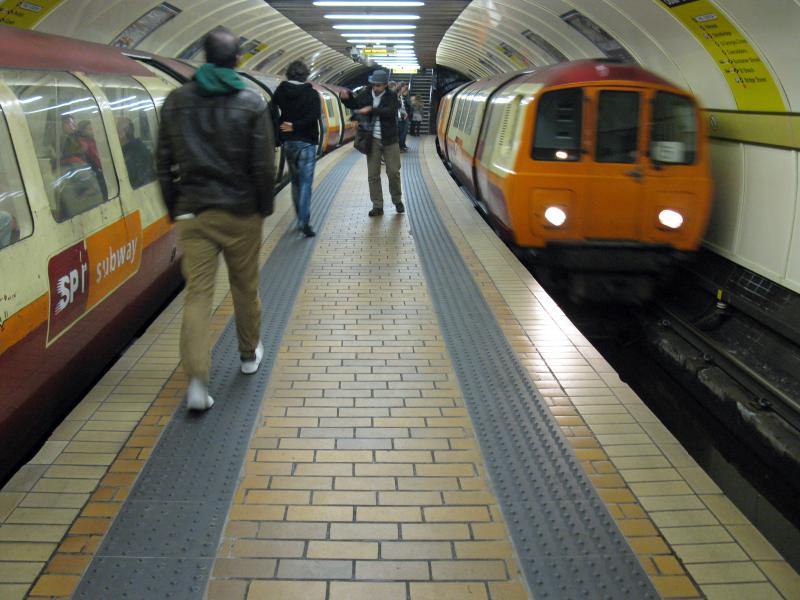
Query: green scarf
194 63 246 96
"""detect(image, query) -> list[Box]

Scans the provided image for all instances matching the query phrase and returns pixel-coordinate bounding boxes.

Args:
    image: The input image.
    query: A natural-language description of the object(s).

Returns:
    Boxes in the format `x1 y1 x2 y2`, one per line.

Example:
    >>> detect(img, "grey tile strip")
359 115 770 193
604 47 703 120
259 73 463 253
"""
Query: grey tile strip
402 142 660 600
74 151 360 599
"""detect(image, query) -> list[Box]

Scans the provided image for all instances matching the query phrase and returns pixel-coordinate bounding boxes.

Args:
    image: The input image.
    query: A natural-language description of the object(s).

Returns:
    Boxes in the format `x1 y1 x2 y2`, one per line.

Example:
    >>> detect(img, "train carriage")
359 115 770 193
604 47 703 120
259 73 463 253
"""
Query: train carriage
438 59 713 301
0 26 355 481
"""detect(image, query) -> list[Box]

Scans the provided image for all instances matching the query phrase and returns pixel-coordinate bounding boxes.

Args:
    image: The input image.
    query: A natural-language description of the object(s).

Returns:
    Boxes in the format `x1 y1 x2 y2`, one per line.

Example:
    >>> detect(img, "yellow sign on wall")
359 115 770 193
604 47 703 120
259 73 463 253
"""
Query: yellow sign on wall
0 0 63 29
364 47 394 56
658 0 786 112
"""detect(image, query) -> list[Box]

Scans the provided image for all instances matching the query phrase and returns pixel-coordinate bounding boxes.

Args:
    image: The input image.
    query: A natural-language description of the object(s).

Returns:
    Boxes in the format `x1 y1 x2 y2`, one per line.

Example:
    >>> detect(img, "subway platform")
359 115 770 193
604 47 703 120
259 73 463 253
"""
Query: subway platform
0 138 798 600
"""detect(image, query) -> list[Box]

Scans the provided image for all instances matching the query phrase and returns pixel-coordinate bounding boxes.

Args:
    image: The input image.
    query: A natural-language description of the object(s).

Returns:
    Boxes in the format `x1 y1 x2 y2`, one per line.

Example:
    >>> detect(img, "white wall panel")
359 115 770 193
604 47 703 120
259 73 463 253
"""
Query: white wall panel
736 145 797 280
784 153 800 291
705 141 745 254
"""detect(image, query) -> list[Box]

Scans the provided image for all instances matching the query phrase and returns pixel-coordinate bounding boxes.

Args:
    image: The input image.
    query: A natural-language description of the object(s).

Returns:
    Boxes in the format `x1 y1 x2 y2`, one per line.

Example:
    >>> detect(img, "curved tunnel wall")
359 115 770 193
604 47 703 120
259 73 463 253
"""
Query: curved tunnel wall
439 0 800 294
30 0 365 83
19 0 800 292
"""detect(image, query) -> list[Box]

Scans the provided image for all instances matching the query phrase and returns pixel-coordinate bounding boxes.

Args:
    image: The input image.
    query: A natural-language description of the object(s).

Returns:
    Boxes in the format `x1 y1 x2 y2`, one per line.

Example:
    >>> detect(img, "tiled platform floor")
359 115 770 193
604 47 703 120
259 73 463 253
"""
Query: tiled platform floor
0 138 797 600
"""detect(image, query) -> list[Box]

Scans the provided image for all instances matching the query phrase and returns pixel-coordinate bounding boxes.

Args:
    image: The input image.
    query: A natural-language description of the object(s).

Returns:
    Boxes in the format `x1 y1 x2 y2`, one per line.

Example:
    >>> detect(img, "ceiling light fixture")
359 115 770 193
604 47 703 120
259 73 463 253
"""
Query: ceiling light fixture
347 39 415 44
324 13 421 19
333 24 416 29
314 2 424 6
341 32 413 37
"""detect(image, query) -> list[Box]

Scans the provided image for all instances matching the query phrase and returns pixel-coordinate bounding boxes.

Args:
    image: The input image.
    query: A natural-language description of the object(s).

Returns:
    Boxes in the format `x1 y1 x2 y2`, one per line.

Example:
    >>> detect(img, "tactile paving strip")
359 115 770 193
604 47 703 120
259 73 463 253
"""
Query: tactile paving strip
403 145 659 599
74 151 360 599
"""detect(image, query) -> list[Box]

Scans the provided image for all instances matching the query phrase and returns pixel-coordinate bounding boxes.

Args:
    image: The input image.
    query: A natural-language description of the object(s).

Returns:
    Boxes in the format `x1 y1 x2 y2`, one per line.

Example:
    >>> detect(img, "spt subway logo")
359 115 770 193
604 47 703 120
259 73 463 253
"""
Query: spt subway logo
47 212 142 344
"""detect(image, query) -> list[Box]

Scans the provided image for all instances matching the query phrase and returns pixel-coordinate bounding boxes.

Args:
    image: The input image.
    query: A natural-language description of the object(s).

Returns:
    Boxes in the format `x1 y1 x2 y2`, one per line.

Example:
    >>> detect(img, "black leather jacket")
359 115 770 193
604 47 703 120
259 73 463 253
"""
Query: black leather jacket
157 81 275 219
343 89 399 145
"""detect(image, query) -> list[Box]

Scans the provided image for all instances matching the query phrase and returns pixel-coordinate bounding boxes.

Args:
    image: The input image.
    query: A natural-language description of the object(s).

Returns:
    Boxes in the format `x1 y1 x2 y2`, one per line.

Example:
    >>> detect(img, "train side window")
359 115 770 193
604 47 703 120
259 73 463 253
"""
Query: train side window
532 88 582 161
595 90 640 164
651 92 697 165
0 108 33 250
7 70 118 222
91 75 159 190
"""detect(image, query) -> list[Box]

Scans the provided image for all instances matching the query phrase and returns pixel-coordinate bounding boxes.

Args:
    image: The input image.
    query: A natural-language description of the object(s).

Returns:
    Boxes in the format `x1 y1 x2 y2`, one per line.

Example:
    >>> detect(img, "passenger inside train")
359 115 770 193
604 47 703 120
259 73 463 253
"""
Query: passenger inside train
116 116 155 188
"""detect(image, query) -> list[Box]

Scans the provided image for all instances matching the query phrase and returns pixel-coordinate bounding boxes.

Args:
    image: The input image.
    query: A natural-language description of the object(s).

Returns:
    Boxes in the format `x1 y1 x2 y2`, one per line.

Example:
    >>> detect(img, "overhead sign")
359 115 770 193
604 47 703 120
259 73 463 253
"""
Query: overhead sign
364 47 395 56
658 0 786 112
391 67 419 74
0 0 63 28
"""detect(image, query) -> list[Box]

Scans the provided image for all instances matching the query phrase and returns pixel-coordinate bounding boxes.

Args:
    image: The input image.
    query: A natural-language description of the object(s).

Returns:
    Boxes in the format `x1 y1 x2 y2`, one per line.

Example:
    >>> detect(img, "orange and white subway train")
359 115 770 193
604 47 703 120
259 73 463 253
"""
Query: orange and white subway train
437 59 713 301
0 26 354 481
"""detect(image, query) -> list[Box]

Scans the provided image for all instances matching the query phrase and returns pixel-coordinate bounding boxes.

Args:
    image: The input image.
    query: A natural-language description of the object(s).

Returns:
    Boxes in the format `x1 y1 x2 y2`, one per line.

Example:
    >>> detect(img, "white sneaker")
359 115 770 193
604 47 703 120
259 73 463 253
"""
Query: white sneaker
241 341 264 374
186 378 214 411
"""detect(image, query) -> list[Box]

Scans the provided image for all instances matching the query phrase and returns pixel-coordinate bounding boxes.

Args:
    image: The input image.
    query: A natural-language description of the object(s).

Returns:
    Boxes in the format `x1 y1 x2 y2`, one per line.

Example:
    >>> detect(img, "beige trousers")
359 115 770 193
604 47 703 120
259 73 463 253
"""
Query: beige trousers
177 209 263 384
366 139 402 209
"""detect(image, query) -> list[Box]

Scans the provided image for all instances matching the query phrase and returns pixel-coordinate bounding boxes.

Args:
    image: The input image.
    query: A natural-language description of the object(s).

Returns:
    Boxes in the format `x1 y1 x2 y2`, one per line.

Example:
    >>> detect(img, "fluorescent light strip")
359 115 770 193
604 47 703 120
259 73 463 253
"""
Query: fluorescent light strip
325 13 420 19
347 39 415 43
333 24 416 29
341 32 413 37
314 1 424 6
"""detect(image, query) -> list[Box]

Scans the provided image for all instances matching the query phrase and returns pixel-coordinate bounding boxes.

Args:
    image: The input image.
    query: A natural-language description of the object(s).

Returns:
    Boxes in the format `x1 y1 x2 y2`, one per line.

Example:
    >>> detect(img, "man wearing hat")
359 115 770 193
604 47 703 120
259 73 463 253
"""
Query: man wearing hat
339 70 404 216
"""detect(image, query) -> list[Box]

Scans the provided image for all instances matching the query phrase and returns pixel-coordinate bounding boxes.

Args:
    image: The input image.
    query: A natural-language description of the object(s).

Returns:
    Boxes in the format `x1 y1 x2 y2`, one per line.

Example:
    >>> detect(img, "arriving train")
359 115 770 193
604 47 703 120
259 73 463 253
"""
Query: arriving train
0 26 354 482
437 59 713 301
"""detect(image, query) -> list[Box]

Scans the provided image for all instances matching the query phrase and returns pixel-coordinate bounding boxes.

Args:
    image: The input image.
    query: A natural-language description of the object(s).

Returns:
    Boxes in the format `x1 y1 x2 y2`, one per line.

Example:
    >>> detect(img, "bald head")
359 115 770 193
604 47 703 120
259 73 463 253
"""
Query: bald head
204 28 239 69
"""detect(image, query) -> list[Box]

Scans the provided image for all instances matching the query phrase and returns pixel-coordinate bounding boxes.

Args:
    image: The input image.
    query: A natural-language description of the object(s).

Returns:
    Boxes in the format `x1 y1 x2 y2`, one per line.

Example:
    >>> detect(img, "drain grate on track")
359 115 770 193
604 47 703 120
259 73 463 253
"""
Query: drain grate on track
402 143 659 600
74 152 360 600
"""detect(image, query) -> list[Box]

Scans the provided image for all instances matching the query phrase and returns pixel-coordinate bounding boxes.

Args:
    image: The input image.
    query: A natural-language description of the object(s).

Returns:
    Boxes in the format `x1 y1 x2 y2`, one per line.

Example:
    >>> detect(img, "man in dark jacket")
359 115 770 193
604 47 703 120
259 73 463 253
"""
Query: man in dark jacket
340 70 403 216
272 60 321 237
157 28 275 411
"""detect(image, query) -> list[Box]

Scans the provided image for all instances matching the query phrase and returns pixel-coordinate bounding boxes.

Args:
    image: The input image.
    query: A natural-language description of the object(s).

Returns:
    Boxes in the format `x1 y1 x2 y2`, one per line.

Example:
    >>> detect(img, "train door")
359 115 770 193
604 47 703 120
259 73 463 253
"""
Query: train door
4 69 134 346
641 90 711 248
584 87 647 240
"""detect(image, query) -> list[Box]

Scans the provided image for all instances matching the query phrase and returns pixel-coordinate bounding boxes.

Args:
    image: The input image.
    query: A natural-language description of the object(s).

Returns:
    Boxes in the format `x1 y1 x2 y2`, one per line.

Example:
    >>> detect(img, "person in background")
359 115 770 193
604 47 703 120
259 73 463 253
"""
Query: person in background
117 116 155 188
339 69 404 217
410 96 423 136
157 27 275 411
272 59 321 238
397 83 411 151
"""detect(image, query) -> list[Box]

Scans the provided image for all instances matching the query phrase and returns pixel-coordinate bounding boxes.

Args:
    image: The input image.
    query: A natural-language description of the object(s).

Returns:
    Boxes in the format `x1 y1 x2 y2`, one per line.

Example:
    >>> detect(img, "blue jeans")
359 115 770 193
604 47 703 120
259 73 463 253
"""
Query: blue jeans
283 141 316 227
398 119 409 148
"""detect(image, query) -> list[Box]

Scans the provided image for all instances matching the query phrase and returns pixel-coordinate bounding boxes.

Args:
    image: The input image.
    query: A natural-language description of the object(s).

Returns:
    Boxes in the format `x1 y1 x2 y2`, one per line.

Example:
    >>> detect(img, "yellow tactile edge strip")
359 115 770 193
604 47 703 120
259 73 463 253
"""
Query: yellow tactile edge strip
0 147 353 600
418 138 800 600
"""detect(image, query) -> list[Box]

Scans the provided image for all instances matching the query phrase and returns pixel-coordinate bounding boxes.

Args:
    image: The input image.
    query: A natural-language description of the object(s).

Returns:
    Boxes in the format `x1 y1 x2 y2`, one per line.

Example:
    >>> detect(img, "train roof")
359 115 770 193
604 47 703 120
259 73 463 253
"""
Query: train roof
519 59 677 90
0 25 151 76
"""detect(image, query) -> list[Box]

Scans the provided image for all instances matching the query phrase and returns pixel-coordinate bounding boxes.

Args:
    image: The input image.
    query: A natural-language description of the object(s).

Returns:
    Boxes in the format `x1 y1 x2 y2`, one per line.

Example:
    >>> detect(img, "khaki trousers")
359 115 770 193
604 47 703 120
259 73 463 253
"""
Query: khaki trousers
177 209 263 384
366 139 402 209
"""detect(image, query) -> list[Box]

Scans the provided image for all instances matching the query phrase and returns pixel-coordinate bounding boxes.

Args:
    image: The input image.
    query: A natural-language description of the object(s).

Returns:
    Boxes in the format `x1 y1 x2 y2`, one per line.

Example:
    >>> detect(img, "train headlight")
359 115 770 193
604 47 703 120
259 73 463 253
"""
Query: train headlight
658 209 683 230
544 206 567 227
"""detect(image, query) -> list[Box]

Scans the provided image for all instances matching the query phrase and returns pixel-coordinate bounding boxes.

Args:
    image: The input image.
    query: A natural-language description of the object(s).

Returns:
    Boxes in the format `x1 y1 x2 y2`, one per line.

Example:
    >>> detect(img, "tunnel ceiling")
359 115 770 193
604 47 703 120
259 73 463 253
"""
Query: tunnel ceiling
267 0 471 69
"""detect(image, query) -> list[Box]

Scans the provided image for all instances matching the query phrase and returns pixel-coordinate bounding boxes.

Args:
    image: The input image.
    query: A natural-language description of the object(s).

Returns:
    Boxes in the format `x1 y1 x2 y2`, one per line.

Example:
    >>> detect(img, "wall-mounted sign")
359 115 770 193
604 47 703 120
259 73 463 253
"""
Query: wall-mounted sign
497 41 530 69
391 67 418 74
255 49 285 71
238 39 269 66
111 3 180 49
178 26 225 60
520 29 567 63
561 10 636 63
0 0 63 29
657 0 785 112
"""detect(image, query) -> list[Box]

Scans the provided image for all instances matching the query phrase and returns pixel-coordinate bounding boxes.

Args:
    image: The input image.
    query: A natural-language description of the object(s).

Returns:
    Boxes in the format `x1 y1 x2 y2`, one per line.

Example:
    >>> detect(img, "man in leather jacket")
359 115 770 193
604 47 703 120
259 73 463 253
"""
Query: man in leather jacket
157 28 275 411
340 70 404 216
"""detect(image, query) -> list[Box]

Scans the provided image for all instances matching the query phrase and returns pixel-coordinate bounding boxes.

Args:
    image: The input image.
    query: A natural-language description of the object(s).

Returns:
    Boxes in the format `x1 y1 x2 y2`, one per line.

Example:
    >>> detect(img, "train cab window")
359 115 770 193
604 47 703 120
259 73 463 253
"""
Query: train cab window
0 108 33 250
651 92 697 165
7 70 118 222
92 75 158 190
595 90 640 164
532 88 582 161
